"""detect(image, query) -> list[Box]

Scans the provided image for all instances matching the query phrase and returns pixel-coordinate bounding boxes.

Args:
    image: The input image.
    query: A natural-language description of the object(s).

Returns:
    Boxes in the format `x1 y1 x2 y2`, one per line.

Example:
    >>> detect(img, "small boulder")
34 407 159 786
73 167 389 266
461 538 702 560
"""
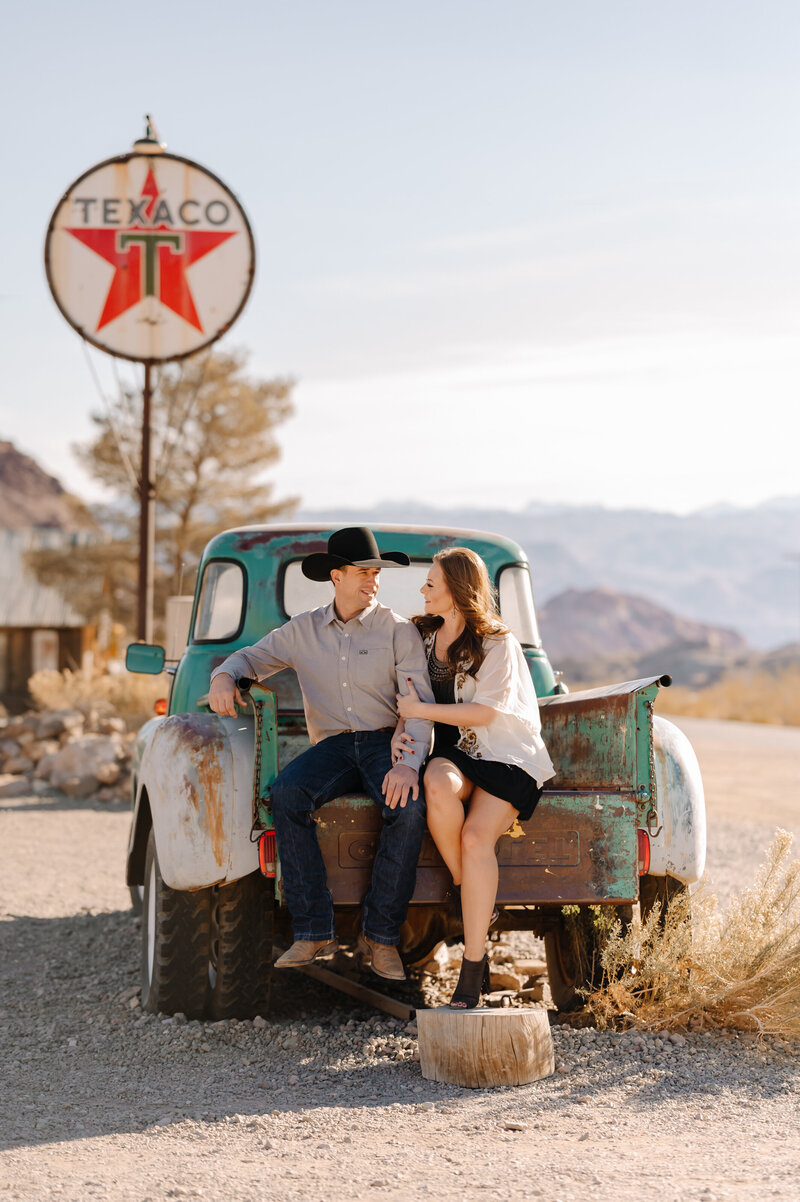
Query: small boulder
0 737 22 761
61 775 99 798
0 775 32 798
3 754 35 775
34 752 59 781
95 760 121 785
98 716 127 735
489 968 526 992
27 738 61 765
49 733 128 796
35 709 85 740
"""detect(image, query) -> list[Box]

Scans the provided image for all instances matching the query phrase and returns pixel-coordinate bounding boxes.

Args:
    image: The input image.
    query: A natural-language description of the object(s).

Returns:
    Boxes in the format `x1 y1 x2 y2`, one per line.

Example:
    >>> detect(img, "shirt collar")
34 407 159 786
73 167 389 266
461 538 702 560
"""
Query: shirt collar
322 599 379 627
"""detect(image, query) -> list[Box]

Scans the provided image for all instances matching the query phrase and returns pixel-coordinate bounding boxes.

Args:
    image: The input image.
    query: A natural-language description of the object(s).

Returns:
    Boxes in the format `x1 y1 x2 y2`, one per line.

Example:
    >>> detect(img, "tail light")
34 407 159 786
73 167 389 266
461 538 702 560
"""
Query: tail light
259 831 277 878
637 828 651 875
154 698 167 715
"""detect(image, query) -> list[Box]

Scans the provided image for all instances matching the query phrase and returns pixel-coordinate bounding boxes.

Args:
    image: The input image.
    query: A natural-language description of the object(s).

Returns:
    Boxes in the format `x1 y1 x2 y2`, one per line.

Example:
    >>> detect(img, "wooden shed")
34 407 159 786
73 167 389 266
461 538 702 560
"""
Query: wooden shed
0 530 91 711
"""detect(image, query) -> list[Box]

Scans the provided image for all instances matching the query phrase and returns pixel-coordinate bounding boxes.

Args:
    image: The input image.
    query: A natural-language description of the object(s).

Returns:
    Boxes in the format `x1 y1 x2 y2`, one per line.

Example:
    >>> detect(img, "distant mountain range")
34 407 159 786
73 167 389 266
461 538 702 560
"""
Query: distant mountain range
2 439 796 660
299 499 800 651
538 587 750 686
0 441 92 531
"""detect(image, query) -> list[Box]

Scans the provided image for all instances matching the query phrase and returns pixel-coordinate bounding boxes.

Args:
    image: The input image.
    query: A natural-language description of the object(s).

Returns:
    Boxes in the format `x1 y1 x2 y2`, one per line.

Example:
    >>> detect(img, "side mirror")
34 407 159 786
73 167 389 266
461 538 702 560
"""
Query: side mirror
126 643 166 675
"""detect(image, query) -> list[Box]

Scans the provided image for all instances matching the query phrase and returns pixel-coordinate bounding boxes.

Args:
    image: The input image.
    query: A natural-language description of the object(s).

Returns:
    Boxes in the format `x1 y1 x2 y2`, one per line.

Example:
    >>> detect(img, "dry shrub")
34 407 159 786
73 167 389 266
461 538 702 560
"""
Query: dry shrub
587 830 800 1037
660 665 800 726
28 668 168 729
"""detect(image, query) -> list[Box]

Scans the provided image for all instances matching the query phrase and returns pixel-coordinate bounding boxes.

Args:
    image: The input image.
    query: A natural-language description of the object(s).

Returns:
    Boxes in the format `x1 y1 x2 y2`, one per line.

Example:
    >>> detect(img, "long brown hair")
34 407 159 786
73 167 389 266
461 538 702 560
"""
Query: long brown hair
413 547 507 674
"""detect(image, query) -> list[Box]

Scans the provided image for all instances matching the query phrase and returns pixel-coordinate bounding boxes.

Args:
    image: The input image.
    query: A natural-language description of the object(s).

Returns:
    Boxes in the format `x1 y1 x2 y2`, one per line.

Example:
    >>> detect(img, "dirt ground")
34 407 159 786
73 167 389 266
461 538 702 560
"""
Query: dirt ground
1 715 799 1202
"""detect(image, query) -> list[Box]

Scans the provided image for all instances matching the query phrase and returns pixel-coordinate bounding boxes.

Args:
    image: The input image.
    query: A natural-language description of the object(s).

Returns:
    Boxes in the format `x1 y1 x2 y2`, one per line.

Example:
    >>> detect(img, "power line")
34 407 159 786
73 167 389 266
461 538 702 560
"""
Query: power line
80 340 139 489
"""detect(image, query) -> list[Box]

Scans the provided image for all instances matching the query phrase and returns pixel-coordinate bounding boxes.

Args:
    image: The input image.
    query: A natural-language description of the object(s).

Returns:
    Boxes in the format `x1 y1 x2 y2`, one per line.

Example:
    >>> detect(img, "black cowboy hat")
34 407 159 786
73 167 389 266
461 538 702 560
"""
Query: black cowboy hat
301 527 410 582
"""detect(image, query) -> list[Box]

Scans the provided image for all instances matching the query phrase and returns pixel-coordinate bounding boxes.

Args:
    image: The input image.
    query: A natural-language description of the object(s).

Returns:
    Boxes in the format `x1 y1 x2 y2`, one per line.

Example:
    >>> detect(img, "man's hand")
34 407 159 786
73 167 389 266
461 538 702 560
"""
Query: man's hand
208 673 246 717
381 763 419 809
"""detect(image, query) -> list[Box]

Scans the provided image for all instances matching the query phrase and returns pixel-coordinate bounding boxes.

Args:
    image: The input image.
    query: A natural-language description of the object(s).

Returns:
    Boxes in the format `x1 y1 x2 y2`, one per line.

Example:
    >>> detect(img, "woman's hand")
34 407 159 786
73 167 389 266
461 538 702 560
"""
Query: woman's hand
396 678 423 720
391 728 415 765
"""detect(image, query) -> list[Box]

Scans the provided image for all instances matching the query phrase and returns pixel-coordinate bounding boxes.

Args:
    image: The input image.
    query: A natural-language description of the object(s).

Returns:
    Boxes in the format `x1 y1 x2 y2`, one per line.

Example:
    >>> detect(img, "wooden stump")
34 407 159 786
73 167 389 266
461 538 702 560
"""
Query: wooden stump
417 1006 554 1088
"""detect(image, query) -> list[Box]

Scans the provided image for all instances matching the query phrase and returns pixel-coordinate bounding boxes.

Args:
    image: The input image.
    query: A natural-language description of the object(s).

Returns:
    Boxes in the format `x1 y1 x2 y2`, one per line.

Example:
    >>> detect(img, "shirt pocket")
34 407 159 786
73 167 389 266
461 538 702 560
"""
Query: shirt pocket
353 643 395 690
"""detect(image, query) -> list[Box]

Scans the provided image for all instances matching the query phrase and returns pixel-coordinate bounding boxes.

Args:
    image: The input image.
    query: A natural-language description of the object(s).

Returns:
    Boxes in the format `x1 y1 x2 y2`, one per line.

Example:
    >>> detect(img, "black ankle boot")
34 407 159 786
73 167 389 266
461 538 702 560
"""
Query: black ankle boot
449 954 490 1009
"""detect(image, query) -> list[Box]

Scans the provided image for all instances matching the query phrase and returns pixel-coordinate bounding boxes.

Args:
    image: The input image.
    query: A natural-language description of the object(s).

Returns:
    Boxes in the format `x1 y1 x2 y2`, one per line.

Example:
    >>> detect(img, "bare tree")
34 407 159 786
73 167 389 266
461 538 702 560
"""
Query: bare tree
28 349 297 628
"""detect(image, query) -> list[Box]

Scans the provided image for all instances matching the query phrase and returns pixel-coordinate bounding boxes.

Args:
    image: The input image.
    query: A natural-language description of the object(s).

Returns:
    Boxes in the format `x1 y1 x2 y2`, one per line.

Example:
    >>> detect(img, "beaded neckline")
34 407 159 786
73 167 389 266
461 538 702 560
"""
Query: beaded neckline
427 641 454 681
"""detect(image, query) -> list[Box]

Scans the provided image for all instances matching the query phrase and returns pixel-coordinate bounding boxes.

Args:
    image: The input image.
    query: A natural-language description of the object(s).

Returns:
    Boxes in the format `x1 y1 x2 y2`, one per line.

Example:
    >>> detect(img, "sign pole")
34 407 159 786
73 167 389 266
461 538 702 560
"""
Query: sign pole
137 361 155 642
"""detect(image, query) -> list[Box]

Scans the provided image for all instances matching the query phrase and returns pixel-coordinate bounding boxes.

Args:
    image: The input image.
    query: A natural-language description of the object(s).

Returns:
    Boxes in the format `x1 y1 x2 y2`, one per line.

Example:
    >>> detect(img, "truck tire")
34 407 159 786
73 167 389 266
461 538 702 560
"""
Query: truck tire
545 905 631 1013
130 885 144 916
208 872 274 1020
141 829 211 1018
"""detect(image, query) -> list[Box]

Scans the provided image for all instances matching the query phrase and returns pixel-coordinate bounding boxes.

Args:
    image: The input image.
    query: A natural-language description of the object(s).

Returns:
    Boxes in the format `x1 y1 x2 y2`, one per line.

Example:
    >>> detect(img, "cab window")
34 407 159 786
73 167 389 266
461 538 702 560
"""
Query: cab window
193 561 245 641
497 564 540 647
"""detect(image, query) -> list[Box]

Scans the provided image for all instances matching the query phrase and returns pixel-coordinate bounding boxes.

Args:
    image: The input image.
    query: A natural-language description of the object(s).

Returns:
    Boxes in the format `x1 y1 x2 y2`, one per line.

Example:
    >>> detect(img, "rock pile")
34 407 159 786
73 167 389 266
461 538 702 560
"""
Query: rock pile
0 705 134 801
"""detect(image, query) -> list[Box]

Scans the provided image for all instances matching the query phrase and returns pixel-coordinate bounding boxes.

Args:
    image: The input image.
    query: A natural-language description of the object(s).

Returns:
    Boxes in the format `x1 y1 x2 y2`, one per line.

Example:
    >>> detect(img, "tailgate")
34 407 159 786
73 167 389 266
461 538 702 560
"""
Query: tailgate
312 789 639 906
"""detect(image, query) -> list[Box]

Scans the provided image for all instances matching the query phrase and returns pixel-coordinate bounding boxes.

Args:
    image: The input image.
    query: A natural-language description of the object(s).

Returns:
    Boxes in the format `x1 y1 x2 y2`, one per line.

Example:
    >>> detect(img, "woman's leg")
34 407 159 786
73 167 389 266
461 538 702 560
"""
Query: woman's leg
423 757 473 884
460 788 518 960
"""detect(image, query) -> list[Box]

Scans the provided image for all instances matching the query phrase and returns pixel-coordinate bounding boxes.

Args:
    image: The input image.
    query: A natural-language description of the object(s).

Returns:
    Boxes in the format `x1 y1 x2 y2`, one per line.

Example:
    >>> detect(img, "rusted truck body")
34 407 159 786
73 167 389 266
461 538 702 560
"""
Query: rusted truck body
126 524 705 1018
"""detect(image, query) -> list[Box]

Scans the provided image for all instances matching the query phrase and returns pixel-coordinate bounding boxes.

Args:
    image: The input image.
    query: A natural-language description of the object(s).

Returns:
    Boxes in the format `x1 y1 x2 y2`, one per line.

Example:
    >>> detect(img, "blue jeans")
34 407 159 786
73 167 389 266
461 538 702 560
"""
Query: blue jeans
270 730 427 945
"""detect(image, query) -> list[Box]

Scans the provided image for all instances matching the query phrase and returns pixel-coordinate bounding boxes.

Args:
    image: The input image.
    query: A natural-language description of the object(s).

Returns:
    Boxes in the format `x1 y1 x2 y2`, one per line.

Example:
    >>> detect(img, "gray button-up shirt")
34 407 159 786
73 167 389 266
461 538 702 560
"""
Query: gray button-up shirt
210 601 434 773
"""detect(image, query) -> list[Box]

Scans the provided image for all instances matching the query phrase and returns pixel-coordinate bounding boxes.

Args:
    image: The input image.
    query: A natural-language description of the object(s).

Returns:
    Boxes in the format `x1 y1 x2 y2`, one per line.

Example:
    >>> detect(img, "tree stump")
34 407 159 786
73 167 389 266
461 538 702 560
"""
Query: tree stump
417 1006 554 1088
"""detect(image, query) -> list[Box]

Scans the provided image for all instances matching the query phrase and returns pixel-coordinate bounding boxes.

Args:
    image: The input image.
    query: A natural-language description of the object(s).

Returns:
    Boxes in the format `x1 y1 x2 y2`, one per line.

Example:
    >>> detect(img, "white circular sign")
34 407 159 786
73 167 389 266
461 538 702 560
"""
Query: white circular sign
45 152 255 362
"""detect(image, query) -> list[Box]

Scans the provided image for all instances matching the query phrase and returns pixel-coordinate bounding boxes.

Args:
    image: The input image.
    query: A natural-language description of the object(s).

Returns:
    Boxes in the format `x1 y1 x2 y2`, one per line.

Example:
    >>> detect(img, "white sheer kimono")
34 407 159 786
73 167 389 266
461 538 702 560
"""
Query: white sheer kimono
423 630 556 787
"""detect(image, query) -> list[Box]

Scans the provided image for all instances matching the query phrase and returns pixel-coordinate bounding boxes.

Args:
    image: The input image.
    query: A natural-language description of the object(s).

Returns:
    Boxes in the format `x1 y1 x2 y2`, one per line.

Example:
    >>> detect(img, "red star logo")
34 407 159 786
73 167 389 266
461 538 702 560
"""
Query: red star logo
66 169 236 332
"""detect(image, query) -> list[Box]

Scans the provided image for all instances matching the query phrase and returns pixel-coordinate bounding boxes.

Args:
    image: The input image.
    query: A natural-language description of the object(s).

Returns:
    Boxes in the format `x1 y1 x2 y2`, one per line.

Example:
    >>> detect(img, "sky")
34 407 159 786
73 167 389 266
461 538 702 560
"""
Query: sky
2 0 798 515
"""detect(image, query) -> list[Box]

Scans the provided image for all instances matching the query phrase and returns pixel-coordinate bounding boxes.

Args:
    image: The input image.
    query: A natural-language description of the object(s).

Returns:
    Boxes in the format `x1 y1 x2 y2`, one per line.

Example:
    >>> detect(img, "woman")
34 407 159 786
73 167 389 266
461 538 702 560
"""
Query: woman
394 548 555 1008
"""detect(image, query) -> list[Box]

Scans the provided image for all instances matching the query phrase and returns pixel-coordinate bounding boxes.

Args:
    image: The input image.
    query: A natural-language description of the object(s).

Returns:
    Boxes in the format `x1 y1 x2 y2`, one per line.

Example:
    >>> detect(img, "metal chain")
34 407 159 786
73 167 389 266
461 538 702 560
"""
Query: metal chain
249 698 265 839
644 698 662 837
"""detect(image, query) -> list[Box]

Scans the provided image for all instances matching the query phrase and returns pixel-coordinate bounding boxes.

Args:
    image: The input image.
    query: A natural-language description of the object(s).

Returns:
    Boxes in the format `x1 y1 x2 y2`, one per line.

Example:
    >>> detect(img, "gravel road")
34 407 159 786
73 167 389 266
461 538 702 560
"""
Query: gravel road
1 715 799 1202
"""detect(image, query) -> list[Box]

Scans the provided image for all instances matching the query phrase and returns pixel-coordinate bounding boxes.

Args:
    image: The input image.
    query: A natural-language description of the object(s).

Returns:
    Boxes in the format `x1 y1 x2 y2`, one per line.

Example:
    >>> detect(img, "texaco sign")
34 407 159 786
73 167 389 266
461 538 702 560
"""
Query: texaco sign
45 152 255 362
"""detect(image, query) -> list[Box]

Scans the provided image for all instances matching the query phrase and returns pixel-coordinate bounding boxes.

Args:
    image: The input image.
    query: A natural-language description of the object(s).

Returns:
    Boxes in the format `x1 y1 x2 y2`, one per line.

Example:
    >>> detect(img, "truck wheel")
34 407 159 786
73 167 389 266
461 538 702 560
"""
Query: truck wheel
141 829 211 1018
208 872 274 1020
130 885 144 916
545 905 630 1012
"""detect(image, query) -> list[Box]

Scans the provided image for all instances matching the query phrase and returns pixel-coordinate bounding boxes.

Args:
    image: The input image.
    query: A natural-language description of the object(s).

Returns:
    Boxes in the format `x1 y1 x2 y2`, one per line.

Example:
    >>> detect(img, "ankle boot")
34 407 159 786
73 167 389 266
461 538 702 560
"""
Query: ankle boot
449 954 490 1009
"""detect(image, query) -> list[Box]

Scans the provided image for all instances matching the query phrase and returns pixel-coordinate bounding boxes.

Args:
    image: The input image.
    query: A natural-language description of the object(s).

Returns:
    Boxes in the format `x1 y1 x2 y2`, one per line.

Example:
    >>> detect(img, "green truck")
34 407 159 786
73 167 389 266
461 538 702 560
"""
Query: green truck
126 523 706 1018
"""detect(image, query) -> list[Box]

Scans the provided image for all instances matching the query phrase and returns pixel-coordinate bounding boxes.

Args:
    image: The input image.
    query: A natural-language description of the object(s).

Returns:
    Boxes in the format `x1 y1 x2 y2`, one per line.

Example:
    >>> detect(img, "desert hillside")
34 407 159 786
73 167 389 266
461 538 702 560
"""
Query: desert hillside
0 440 93 531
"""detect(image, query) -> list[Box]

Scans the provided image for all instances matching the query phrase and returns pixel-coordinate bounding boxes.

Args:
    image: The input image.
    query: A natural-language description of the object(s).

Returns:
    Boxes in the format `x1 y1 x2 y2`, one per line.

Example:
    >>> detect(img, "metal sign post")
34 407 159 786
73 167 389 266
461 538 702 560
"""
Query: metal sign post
139 361 155 642
44 119 256 642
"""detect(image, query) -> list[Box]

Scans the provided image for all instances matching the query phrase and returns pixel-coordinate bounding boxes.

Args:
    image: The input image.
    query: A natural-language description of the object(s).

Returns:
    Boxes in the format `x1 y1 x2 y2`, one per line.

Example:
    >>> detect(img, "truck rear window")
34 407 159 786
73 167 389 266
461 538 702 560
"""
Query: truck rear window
283 562 431 620
193 561 245 641
282 560 540 646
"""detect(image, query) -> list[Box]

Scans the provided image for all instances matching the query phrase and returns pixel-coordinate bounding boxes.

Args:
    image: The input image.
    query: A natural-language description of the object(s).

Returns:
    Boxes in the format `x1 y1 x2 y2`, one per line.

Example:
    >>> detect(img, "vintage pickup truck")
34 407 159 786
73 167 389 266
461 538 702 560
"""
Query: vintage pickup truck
126 523 706 1018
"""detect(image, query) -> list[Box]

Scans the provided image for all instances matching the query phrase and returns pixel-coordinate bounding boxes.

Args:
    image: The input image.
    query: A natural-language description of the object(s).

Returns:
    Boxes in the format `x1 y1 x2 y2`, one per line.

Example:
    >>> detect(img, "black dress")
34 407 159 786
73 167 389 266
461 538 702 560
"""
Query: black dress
425 646 542 822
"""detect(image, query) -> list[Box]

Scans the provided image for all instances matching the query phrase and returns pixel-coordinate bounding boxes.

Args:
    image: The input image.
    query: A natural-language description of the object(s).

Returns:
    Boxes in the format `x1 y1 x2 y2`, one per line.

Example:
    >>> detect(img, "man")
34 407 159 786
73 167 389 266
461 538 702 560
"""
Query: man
208 526 434 981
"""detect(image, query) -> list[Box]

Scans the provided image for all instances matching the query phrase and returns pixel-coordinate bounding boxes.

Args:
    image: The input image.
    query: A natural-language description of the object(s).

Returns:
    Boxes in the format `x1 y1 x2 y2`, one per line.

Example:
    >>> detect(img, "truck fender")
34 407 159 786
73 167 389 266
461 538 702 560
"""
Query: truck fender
648 715 707 884
136 712 258 890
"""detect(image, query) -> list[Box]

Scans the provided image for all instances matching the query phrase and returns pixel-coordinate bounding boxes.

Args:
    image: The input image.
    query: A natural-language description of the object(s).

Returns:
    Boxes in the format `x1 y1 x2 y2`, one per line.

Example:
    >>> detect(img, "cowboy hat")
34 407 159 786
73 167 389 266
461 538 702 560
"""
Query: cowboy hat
301 527 410 582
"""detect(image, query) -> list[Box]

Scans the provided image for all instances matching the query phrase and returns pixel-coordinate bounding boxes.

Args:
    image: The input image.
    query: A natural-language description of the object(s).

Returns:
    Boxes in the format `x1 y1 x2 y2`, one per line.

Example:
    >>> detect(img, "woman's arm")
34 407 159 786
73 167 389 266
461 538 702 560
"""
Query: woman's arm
396 680 497 727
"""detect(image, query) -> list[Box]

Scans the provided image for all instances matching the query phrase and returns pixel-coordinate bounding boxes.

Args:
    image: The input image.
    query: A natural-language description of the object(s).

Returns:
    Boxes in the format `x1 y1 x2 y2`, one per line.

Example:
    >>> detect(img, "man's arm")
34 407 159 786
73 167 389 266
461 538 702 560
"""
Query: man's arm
208 624 296 717
390 622 434 773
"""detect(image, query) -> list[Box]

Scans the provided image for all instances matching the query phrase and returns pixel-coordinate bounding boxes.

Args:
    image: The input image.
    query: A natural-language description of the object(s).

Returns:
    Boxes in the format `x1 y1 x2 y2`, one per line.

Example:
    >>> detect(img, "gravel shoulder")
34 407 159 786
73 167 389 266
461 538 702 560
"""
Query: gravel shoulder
1 716 799 1202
